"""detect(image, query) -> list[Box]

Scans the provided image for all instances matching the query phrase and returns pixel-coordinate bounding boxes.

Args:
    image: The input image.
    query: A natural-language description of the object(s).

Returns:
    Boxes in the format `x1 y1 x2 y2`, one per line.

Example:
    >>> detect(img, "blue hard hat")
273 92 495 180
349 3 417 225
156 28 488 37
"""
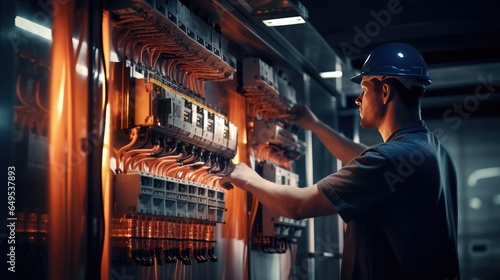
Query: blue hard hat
350 42 431 86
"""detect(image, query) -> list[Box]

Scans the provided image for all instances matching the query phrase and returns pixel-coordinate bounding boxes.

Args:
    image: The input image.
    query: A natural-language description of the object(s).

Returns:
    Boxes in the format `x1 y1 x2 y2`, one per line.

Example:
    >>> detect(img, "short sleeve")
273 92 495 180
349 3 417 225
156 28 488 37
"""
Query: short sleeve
317 150 396 223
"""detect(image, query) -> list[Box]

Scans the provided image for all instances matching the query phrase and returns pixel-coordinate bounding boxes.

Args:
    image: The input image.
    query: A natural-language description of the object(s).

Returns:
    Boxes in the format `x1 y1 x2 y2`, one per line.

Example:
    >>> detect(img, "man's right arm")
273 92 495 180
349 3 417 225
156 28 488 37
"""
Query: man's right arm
220 163 338 219
288 105 367 165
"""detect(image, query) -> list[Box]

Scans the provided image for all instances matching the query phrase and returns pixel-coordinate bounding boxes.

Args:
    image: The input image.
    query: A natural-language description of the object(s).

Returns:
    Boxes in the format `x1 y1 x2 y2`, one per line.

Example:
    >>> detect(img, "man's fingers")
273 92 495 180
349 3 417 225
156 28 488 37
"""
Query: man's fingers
218 175 231 188
220 180 234 190
225 161 236 176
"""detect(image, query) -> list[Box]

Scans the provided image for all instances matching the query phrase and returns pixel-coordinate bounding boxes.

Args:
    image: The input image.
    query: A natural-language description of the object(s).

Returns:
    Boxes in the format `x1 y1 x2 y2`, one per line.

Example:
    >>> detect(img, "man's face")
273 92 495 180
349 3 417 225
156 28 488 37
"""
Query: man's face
355 77 386 129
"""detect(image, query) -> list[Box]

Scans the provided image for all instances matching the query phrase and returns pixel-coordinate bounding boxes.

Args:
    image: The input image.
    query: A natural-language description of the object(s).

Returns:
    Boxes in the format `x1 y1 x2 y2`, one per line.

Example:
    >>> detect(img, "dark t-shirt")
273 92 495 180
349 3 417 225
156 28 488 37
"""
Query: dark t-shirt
317 121 459 280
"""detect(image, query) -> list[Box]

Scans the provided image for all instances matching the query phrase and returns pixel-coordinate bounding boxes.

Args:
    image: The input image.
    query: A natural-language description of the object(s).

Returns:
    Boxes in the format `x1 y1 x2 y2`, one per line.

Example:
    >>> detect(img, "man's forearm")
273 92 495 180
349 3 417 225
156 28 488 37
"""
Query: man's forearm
242 176 337 220
243 176 304 219
311 120 367 165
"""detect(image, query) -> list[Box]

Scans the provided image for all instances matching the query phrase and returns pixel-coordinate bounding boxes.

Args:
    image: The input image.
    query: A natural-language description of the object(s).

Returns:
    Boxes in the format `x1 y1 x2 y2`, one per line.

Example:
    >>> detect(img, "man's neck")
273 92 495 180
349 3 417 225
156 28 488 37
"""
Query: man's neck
379 109 421 142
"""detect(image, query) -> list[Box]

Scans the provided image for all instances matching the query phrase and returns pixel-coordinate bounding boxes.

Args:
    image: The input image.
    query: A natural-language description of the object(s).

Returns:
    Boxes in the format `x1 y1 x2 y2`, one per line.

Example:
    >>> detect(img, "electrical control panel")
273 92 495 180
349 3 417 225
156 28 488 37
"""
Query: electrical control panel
111 61 236 266
110 0 240 268
5 0 348 278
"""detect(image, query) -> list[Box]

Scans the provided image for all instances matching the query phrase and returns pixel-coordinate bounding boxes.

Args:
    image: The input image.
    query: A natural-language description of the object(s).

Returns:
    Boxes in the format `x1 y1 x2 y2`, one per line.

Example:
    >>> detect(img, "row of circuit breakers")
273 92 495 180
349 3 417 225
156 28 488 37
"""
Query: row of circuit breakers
126 60 238 159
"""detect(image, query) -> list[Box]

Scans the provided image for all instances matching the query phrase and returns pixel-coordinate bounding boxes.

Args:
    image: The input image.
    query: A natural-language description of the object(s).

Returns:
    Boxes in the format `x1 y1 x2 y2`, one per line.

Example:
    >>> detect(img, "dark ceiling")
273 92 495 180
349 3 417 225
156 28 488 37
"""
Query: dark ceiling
305 0 500 69
301 0 500 117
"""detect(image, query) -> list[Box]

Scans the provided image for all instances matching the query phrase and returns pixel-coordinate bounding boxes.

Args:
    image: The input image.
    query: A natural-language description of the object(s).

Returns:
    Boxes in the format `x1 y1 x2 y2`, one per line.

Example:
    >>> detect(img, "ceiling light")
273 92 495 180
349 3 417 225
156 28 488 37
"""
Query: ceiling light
320 71 343 79
262 16 306 27
255 0 308 27
15 16 52 40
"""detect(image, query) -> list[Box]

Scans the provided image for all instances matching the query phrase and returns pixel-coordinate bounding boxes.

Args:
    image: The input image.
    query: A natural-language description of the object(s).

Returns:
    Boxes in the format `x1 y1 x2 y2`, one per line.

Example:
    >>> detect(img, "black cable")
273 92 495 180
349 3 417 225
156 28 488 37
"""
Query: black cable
177 144 195 162
151 140 166 156
213 158 232 176
152 139 178 157
189 151 212 170
207 154 219 173
85 0 107 278
135 129 151 149
181 148 203 165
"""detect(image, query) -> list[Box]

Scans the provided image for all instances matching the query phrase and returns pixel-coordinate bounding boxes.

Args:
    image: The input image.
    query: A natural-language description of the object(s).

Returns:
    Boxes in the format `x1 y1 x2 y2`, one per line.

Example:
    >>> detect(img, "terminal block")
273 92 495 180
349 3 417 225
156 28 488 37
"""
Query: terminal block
115 171 226 223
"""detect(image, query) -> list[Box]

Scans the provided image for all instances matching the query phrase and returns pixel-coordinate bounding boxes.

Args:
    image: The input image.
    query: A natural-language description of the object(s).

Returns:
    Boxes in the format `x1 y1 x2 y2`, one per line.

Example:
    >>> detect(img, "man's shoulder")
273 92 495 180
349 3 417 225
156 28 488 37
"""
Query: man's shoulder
365 133 435 164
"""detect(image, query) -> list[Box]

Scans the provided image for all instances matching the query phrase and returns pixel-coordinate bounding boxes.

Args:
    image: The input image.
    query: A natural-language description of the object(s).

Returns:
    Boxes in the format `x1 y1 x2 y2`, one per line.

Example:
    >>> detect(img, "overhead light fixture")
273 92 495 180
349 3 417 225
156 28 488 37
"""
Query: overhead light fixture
262 16 306 27
15 16 52 40
320 71 343 79
254 0 308 27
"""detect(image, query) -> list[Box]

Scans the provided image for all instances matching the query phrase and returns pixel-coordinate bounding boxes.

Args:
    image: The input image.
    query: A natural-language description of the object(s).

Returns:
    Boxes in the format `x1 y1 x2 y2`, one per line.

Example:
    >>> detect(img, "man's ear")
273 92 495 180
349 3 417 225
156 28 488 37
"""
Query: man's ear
382 83 391 105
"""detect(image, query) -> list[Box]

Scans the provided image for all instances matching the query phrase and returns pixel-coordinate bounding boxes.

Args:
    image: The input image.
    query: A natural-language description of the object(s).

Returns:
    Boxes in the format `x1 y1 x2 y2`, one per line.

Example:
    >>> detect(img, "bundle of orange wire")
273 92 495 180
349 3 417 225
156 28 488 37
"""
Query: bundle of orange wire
253 143 292 170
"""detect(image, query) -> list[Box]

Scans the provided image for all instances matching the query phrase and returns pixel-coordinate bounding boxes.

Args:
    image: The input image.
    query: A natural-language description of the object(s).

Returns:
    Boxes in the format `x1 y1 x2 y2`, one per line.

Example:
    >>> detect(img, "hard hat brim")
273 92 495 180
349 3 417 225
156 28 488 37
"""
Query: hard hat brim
350 74 362 84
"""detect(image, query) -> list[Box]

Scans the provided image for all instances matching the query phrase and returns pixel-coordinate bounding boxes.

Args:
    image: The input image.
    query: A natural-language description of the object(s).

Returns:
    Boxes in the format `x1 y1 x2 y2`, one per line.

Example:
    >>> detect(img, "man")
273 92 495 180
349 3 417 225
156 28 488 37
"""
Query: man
221 42 460 279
